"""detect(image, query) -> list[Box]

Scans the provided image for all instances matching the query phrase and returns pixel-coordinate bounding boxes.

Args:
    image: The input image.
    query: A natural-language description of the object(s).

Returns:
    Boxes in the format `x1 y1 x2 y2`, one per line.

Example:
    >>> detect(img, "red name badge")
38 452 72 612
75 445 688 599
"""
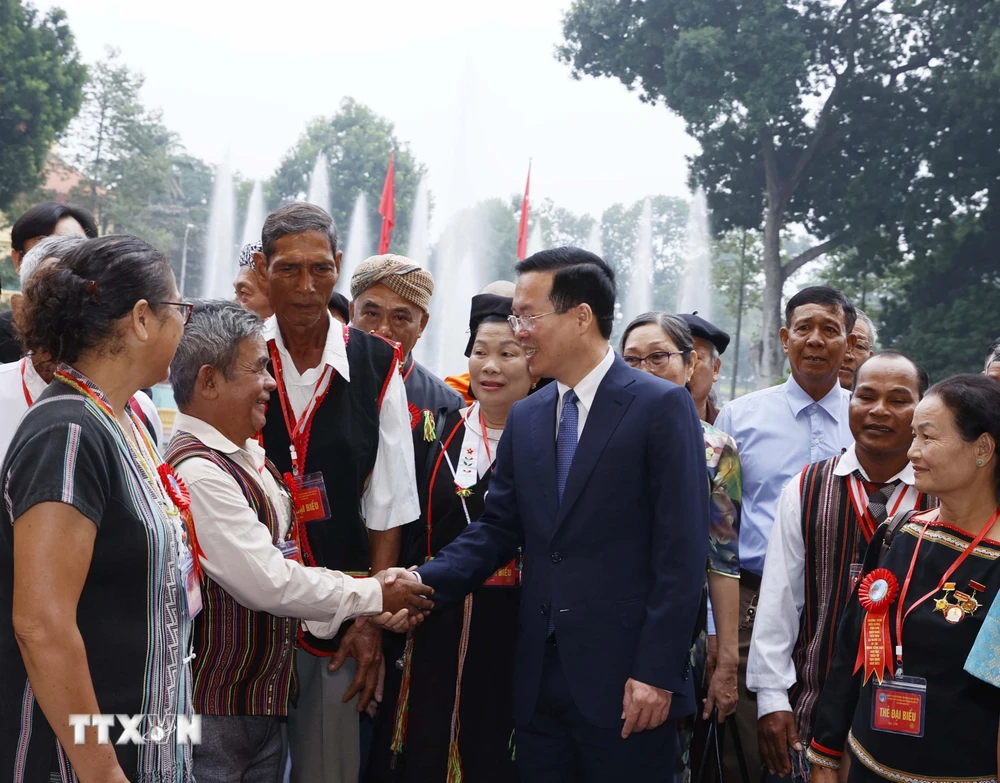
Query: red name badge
296 472 331 523
483 559 519 587
872 675 927 737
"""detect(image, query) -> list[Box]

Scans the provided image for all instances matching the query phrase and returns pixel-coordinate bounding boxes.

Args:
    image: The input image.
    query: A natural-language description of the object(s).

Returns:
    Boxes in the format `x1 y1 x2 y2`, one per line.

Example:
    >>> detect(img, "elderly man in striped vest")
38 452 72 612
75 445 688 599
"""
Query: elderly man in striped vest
164 300 433 781
747 351 938 778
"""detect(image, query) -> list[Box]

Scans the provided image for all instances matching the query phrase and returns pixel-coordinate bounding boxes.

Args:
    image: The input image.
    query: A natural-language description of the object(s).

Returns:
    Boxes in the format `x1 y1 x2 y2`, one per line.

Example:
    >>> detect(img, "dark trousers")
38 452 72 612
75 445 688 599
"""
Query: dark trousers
723 580 764 783
193 715 286 783
516 642 675 783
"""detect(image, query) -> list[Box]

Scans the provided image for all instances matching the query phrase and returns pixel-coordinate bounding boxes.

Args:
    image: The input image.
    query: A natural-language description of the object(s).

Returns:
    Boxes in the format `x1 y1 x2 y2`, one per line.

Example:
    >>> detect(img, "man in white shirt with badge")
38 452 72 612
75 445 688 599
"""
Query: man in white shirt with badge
747 351 936 777
251 202 421 783
165 299 433 782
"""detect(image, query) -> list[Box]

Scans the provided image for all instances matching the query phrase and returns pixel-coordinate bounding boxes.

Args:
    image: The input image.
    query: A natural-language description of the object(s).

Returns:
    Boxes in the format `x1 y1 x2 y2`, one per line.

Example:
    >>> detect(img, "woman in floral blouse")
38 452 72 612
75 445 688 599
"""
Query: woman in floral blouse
621 311 742 778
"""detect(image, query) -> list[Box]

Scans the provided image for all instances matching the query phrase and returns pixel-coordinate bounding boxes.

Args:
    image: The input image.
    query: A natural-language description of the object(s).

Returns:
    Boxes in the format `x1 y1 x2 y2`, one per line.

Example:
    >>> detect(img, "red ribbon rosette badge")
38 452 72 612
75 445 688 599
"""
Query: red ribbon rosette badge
157 464 205 580
158 463 191 511
853 568 899 685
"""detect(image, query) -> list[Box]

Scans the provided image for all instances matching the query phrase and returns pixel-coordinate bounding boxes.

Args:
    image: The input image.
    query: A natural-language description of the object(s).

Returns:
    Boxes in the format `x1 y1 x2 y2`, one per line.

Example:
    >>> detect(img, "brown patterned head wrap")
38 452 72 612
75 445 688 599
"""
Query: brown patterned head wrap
350 254 434 312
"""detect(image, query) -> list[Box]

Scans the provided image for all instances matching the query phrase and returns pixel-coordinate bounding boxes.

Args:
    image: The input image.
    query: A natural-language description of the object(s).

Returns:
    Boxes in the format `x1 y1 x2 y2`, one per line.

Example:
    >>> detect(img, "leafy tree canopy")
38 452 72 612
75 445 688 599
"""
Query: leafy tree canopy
0 0 86 212
559 0 951 383
270 98 427 255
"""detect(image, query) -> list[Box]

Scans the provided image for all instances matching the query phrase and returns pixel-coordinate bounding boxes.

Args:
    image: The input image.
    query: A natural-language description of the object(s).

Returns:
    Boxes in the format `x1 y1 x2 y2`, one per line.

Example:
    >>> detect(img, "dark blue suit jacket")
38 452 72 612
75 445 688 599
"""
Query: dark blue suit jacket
417 355 710 729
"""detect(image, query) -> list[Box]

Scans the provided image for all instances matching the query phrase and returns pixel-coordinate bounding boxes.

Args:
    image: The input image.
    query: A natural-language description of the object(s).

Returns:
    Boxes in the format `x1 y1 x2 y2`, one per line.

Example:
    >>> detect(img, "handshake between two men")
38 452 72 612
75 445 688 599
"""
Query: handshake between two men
370 566 433 632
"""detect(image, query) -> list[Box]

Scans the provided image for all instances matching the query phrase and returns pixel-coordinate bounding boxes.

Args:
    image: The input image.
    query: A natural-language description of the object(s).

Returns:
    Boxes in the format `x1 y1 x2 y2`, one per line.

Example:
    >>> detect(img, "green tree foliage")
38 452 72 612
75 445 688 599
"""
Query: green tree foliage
270 98 427 255
64 48 214 294
598 196 688 324
559 0 944 385
866 1 1000 380
532 198 594 249
0 0 86 212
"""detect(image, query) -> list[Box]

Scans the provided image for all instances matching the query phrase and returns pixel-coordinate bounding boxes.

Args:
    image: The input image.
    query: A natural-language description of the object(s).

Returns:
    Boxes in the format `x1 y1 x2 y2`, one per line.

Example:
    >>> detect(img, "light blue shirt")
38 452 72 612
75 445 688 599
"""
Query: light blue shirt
715 375 852 576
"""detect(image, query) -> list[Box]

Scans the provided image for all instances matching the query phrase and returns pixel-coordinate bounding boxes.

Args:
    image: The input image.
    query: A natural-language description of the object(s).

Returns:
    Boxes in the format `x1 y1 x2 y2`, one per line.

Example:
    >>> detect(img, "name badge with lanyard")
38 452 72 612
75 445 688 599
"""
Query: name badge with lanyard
437 405 519 587
271 479 301 561
269 342 333 524
861 508 1000 737
158 463 205 620
846 474 914 592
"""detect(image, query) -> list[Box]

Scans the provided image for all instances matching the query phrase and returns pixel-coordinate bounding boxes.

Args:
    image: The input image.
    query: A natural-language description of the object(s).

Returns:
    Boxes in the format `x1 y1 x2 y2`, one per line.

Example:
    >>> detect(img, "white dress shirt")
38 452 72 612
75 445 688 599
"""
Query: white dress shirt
171 412 383 639
555 345 615 439
0 358 46 468
263 313 419 531
746 444 920 717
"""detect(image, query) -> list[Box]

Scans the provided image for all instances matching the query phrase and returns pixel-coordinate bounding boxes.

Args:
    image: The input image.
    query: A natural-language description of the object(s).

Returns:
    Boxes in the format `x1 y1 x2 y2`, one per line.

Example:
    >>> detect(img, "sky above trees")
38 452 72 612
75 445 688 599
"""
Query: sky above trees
32 0 699 237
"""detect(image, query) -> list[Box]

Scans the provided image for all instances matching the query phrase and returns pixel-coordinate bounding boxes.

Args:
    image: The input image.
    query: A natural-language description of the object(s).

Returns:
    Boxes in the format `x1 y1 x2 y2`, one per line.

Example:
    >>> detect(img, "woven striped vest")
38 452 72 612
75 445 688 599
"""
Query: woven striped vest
788 454 936 741
166 432 298 716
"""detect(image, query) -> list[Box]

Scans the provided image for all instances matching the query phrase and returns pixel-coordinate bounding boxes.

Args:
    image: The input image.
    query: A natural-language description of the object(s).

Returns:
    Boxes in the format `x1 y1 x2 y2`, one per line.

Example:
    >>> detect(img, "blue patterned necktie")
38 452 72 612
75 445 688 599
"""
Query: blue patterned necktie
557 389 579 503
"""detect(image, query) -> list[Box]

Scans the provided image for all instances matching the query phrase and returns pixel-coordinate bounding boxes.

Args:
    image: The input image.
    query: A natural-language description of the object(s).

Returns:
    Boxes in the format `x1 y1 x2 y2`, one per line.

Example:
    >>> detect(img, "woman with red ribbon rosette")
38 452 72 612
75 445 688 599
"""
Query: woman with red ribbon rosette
808 375 1000 783
367 290 536 783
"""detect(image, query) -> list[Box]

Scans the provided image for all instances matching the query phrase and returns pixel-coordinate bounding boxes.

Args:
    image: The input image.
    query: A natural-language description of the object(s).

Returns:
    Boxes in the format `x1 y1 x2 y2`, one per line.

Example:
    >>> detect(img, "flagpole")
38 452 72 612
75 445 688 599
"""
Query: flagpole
517 159 531 260
378 150 395 254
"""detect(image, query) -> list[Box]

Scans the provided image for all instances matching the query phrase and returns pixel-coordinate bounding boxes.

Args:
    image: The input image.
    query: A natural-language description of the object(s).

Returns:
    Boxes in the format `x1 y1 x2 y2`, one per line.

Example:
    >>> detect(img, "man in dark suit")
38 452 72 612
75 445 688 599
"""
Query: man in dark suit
394 247 709 780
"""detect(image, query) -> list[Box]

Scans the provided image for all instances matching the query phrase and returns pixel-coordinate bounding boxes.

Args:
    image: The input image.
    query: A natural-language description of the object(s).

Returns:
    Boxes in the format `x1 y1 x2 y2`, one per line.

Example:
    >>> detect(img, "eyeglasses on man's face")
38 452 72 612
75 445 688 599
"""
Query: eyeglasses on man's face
507 310 566 332
155 301 194 325
622 350 689 369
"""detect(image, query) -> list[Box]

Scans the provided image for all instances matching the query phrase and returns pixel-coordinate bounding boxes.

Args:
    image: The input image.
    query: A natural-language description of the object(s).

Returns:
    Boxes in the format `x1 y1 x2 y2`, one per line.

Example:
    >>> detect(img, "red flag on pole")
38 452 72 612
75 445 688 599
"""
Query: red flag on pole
378 150 395 254
517 161 531 260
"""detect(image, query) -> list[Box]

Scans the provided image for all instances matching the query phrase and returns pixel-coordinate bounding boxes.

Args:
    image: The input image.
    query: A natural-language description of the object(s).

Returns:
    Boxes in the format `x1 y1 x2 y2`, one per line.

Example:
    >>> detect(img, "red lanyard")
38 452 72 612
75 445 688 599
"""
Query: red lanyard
402 356 415 383
20 359 33 407
268 341 335 478
425 417 469 561
847 473 917 540
894 507 1000 666
476 405 494 464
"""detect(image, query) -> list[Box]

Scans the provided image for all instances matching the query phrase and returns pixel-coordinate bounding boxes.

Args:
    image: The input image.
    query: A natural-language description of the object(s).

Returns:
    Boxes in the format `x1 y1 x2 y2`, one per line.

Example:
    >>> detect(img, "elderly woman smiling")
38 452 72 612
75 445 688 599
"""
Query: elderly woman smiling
809 374 1000 783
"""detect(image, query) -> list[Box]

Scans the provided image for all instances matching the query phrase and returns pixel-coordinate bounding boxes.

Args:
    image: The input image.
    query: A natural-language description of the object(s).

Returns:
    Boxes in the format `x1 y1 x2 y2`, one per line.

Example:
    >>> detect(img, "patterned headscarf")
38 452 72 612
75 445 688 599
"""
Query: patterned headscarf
350 254 434 312
239 241 261 268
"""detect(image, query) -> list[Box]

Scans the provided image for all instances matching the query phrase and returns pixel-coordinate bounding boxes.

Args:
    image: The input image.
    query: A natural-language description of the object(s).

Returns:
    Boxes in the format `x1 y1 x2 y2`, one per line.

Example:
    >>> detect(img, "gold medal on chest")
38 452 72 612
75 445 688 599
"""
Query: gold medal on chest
933 580 986 624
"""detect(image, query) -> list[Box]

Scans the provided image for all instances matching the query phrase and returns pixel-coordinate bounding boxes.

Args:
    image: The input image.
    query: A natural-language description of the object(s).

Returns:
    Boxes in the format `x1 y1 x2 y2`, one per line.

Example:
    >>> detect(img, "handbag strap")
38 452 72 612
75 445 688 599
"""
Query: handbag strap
695 709 721 783
693 709 751 783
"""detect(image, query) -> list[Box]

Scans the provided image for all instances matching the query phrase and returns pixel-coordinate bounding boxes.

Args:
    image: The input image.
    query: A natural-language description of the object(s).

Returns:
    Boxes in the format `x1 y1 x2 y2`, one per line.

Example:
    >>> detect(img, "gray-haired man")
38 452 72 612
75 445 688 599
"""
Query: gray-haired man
164 300 432 782
0 236 86 464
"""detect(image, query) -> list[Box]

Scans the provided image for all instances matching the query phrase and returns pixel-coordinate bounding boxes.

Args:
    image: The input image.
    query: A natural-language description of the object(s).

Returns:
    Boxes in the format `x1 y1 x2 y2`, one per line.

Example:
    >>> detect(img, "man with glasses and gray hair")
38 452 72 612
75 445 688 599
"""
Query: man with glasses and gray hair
164 299 434 782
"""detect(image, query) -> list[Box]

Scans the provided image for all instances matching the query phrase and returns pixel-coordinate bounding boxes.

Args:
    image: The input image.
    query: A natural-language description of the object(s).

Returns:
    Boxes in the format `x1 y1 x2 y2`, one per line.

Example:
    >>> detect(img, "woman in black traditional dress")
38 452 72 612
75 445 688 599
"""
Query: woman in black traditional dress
808 374 1000 783
384 288 534 782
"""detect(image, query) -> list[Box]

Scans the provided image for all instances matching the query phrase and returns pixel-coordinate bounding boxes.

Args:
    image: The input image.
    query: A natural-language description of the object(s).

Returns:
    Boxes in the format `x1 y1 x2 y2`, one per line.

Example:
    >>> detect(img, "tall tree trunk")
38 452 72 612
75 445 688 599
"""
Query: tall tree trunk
758 133 787 389
730 230 748 401
758 201 784 389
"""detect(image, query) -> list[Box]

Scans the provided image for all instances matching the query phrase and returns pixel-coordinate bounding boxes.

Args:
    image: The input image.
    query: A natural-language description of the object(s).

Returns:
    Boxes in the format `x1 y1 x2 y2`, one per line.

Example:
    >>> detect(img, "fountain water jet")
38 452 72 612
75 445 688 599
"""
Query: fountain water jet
426 206 490 377
408 176 431 267
677 186 712 318
337 193 369 295
307 153 330 216
624 197 653 319
241 181 266 246
202 160 236 299
586 219 603 258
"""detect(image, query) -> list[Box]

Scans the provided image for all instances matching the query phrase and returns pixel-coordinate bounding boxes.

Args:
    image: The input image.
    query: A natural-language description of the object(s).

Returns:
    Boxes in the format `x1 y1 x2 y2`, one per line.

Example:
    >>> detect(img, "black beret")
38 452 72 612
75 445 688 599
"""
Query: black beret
679 312 730 356
464 293 514 357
